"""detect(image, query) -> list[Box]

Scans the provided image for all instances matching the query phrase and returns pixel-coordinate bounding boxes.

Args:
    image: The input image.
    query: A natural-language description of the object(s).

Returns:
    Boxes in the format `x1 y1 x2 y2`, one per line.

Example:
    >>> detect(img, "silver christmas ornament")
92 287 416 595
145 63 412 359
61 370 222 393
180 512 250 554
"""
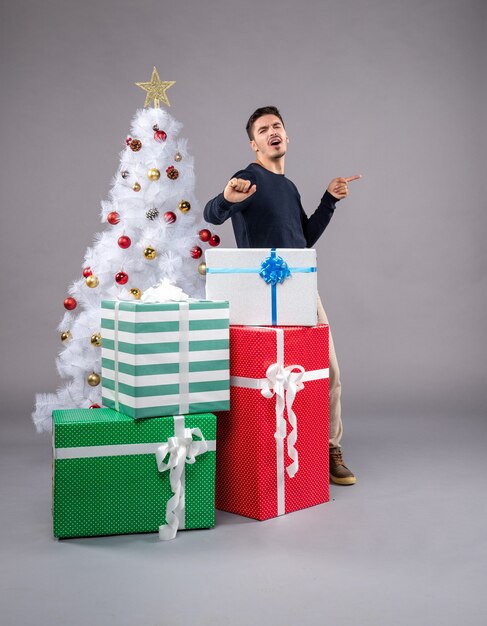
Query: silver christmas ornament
146 207 159 220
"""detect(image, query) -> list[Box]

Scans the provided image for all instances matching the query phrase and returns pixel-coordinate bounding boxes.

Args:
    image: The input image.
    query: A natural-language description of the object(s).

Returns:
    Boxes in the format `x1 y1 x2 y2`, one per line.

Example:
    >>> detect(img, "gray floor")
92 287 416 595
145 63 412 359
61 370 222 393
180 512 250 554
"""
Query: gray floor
1 410 486 626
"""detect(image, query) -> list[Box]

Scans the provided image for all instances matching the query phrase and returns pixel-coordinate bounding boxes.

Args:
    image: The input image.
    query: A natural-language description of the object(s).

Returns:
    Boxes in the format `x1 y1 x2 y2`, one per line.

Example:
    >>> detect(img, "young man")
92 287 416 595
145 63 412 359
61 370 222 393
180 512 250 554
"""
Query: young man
204 105 361 485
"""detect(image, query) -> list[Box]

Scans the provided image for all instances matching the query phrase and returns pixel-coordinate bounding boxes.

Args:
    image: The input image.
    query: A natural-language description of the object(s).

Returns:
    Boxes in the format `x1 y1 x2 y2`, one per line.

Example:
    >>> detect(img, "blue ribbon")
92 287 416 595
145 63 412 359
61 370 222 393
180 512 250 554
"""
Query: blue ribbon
259 250 291 286
206 249 316 325
260 250 287 324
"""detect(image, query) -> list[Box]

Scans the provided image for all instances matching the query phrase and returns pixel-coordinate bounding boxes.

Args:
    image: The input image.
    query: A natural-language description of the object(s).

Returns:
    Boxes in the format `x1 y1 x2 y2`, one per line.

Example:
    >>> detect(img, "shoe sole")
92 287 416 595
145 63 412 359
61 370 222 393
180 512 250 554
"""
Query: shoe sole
330 475 357 486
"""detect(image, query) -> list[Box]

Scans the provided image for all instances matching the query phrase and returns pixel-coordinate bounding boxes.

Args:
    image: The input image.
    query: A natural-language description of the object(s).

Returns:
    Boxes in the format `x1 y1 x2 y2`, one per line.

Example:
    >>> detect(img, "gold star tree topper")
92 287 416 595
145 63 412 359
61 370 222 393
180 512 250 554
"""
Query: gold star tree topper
135 67 175 108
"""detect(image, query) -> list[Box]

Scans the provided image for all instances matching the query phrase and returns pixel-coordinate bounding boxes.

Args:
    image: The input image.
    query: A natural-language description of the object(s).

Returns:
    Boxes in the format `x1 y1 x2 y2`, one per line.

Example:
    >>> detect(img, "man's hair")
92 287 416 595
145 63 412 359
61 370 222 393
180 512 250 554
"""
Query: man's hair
245 106 285 140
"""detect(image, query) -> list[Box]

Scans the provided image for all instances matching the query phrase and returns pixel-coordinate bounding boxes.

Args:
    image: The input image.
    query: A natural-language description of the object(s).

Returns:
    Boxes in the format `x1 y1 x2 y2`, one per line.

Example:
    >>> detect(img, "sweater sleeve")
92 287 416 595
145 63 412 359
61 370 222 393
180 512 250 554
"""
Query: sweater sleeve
300 190 338 247
203 169 257 225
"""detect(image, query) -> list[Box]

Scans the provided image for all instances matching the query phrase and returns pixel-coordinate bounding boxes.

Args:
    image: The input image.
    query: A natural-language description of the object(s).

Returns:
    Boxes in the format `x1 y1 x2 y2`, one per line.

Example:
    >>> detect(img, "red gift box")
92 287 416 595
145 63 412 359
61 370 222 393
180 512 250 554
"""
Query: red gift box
216 324 330 520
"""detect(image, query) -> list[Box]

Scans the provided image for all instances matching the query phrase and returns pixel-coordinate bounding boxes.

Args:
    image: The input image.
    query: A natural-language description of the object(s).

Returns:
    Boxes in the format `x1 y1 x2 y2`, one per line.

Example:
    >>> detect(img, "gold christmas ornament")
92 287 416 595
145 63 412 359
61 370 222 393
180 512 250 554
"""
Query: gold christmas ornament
198 262 207 275
60 330 72 343
132 182 141 192
135 67 175 108
147 168 161 181
90 332 102 347
174 152 182 162
130 288 142 300
87 372 101 387
178 200 191 213
85 275 99 288
144 246 157 260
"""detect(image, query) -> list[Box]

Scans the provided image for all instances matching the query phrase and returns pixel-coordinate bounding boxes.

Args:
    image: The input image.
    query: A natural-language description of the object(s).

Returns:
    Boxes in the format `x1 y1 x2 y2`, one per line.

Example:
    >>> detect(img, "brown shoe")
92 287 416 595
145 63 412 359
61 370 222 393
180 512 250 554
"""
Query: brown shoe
329 447 357 485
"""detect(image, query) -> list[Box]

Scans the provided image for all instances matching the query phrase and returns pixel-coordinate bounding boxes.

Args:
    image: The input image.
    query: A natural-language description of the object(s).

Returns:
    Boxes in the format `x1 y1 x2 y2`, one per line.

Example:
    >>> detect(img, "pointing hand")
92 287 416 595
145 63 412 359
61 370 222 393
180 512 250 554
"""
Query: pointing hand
327 175 362 200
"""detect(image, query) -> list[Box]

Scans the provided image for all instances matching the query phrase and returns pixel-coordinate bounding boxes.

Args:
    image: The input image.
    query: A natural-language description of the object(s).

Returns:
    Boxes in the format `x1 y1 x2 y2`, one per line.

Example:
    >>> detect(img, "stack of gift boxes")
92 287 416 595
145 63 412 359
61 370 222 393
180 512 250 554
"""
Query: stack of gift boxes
52 248 330 540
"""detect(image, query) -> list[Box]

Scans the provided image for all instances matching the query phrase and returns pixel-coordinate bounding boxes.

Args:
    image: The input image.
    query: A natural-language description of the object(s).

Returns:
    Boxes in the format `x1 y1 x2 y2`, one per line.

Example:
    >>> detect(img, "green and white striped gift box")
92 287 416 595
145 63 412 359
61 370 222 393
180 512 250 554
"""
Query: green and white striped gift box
101 299 230 419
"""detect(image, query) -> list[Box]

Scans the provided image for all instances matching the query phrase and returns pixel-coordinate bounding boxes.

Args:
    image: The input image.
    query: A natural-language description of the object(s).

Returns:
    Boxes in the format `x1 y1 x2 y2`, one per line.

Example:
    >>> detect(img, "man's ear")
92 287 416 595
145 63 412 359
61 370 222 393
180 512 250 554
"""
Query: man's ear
250 139 258 153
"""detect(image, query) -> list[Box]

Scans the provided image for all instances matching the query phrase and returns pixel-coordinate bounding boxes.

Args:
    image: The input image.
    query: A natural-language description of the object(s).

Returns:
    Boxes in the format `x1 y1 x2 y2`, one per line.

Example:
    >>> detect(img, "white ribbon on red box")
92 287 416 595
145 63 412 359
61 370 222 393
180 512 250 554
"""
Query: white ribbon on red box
230 328 329 516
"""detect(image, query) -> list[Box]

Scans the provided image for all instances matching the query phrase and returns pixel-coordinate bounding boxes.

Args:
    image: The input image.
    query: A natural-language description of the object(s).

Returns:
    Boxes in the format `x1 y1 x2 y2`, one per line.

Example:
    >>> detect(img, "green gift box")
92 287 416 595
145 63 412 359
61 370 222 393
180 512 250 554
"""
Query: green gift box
52 408 217 540
101 299 230 419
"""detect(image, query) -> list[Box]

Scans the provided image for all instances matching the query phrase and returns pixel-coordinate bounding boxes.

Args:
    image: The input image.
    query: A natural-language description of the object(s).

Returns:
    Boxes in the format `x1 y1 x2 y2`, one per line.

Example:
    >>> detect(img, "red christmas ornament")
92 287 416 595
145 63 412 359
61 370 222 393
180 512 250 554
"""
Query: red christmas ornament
209 234 221 247
82 267 92 278
191 246 203 259
115 271 129 285
125 136 132 146
199 229 211 242
89 404 101 409
154 130 167 142
118 235 131 249
166 165 179 179
64 297 77 311
107 211 120 225
164 211 176 224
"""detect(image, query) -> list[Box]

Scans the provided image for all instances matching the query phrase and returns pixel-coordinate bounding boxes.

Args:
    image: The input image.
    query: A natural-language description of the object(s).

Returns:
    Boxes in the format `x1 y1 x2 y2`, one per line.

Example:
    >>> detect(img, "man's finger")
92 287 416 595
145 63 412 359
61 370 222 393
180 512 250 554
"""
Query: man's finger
344 175 362 183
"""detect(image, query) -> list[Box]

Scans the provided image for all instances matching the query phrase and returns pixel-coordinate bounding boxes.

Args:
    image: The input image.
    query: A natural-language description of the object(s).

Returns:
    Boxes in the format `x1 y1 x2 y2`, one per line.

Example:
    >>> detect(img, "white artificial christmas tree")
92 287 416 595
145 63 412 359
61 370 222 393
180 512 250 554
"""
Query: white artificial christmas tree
33 69 221 432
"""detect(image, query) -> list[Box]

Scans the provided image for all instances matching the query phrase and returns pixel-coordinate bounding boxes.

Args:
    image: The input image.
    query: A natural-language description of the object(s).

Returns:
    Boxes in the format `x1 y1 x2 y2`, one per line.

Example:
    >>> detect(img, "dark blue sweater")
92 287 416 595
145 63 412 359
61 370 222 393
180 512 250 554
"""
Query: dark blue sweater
203 162 338 248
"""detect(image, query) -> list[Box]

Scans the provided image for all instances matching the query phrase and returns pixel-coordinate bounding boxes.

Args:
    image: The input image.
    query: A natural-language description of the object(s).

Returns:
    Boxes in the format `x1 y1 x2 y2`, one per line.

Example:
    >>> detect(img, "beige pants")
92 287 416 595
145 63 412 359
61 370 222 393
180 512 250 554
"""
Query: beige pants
317 295 343 448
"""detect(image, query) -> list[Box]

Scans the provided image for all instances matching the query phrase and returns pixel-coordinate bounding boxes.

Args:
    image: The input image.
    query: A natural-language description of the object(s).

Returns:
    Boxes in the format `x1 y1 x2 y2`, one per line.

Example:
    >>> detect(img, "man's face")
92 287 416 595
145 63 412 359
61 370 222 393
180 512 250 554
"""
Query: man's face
250 114 288 160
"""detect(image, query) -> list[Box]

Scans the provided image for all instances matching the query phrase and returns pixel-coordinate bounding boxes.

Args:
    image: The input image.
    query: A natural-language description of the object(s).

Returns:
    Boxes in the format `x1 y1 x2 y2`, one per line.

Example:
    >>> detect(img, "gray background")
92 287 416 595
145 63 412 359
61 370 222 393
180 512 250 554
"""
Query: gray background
1 1 486 625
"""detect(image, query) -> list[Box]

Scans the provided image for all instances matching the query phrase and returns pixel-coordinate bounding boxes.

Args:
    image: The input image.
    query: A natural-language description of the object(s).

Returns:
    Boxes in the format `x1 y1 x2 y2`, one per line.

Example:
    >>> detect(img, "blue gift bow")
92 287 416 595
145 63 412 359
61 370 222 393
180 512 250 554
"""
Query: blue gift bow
259 251 291 285
206 249 316 325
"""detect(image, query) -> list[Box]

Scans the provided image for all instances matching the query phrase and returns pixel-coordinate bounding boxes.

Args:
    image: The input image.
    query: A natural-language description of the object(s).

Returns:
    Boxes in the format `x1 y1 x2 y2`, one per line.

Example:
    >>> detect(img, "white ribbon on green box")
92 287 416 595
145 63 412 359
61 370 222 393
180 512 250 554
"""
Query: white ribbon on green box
112 301 191 414
155 415 210 540
230 328 329 516
177 303 189 414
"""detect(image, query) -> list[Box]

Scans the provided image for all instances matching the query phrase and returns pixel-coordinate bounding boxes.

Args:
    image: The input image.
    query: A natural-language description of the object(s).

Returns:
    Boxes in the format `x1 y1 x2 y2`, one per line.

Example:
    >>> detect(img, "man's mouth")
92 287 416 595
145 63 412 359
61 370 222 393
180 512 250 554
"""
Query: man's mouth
269 136 282 146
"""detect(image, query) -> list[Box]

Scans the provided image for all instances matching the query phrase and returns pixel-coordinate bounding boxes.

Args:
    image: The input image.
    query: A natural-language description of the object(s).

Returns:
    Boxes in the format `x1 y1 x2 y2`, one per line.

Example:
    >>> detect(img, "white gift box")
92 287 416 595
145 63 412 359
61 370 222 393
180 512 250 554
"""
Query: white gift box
205 248 318 326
